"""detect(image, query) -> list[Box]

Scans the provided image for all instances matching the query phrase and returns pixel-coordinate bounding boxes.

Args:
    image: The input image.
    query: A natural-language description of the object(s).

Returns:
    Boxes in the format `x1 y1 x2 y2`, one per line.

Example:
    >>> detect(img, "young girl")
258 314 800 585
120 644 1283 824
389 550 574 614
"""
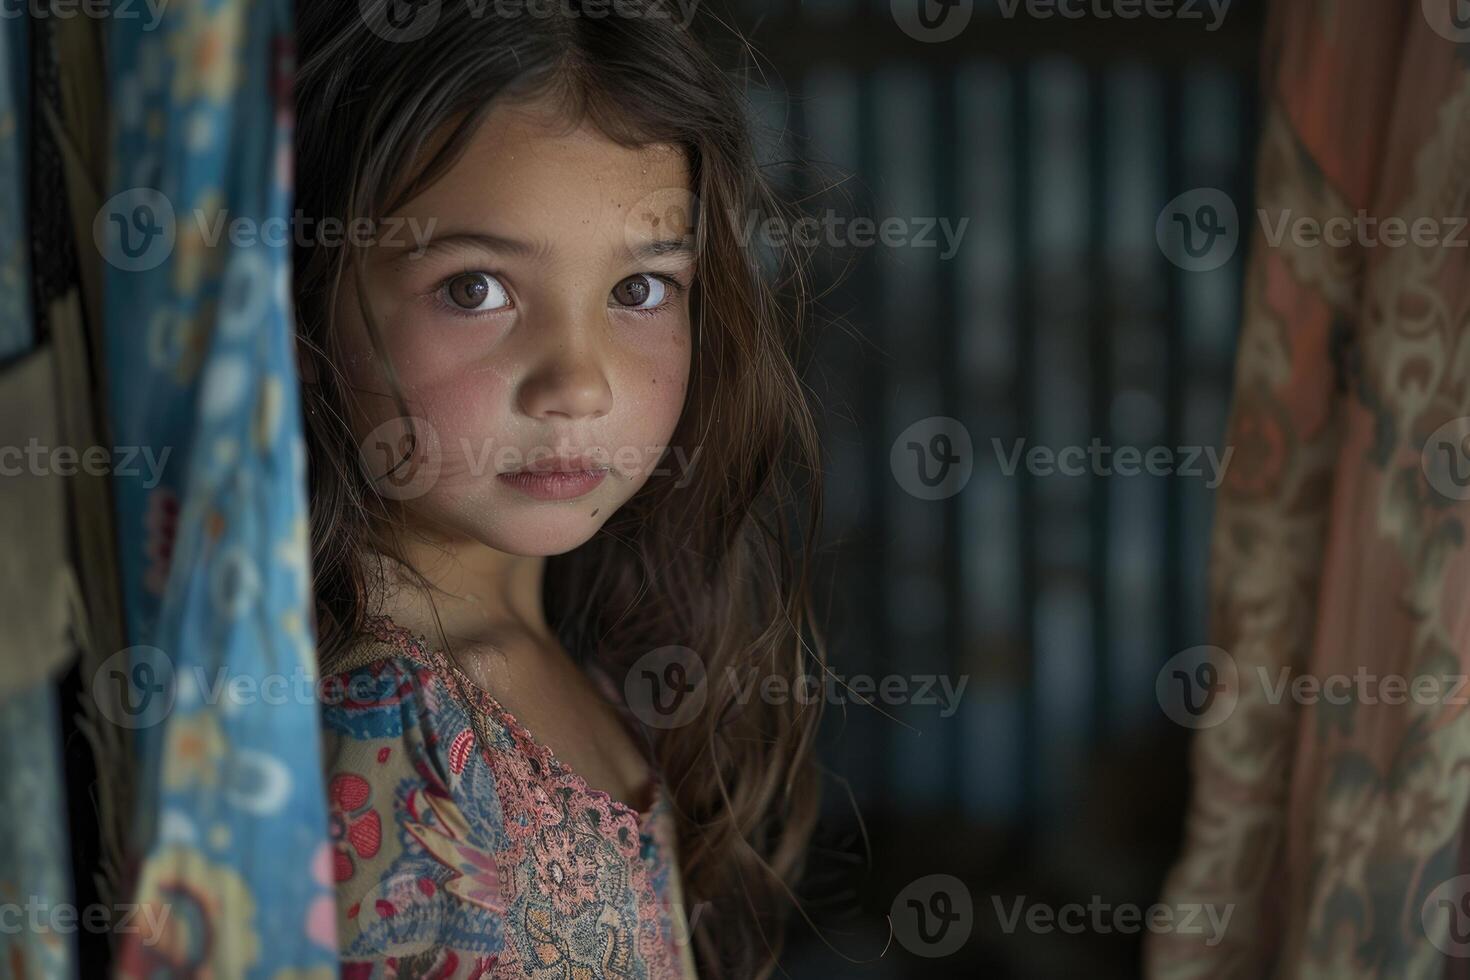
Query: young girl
292 2 826 977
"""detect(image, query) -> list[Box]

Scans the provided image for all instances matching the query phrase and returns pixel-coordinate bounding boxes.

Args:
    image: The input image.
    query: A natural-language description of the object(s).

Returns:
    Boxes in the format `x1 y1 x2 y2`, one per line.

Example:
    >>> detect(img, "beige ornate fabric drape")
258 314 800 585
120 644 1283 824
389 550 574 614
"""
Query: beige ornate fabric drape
1148 2 1470 978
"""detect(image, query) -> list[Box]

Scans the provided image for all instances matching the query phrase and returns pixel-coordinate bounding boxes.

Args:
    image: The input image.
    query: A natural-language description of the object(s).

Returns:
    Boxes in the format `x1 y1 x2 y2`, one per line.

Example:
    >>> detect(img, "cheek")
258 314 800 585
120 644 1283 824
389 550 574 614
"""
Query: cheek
627 320 689 411
611 328 691 473
413 365 509 426
403 365 515 484
343 297 510 428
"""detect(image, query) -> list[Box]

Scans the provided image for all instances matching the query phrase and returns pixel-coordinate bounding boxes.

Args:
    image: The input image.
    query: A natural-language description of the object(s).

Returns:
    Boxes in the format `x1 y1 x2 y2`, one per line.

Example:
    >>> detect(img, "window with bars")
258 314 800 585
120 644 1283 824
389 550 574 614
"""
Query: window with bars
723 1 1264 975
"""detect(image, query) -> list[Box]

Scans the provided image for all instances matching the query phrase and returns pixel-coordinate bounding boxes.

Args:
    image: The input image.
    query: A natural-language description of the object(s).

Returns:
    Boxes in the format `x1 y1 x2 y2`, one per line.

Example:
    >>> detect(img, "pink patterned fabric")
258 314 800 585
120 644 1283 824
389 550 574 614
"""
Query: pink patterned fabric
320 616 700 979
1148 3 1470 977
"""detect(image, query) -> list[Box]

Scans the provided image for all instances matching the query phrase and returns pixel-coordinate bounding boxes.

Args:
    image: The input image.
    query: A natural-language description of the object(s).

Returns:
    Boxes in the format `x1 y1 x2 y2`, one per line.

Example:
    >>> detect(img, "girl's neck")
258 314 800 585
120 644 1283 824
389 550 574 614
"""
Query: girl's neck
370 530 554 650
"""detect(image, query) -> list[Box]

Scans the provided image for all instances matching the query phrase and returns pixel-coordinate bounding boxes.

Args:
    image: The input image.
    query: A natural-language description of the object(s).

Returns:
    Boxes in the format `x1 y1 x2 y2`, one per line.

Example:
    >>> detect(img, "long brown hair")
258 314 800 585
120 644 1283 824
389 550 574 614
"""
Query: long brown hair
294 1 827 975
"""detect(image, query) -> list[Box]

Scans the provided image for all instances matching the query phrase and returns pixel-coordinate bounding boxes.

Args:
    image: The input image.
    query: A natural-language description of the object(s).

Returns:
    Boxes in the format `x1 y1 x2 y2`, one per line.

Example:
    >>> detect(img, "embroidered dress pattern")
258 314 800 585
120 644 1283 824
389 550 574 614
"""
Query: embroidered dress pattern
321 616 699 980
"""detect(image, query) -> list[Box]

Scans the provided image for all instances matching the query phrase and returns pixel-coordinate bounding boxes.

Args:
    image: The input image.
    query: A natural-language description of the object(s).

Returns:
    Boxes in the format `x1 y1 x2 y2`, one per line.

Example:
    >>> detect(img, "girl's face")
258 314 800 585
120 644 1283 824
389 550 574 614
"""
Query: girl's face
336 97 695 557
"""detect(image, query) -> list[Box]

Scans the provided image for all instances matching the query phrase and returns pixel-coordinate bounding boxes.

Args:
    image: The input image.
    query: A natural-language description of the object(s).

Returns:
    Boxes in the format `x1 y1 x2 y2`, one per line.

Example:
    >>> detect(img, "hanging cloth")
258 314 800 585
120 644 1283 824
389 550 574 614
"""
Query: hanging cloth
97 1 337 975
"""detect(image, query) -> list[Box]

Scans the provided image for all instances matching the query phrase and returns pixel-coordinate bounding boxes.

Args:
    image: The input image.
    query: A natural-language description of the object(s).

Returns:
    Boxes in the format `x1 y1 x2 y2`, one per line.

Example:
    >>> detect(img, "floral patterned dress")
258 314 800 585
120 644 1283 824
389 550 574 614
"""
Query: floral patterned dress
320 615 700 980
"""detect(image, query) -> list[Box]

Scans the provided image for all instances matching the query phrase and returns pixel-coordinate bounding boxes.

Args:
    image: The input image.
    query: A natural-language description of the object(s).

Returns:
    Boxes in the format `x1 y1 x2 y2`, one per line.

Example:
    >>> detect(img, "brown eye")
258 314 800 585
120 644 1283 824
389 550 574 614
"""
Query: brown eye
442 272 510 313
610 274 666 310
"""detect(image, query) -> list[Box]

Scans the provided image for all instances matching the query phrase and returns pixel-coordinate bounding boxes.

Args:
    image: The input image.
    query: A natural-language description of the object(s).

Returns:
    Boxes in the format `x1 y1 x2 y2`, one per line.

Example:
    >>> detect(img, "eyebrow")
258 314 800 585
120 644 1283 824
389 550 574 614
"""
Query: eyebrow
391 230 695 264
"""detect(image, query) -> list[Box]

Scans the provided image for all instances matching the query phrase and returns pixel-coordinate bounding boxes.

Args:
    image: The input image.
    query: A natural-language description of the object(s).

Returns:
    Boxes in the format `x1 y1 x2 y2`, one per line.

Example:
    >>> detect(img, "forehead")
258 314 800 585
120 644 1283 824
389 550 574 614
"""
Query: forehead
394 98 694 253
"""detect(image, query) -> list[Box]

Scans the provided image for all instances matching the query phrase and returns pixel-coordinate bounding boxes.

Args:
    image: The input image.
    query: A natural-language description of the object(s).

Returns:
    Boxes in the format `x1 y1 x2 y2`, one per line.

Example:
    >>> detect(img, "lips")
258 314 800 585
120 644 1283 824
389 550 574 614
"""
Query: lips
497 452 611 501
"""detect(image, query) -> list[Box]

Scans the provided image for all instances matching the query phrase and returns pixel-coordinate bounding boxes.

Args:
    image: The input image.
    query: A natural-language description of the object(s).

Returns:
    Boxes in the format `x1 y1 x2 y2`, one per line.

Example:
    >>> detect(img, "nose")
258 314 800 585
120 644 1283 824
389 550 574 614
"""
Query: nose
515 321 614 422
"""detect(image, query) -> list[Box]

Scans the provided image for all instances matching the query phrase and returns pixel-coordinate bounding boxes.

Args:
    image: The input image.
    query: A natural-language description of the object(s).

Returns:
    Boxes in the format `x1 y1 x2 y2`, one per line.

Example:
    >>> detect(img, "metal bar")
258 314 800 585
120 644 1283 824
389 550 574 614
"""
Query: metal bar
932 63 962 811
1163 70 1186 658
1088 66 1112 741
1012 61 1039 825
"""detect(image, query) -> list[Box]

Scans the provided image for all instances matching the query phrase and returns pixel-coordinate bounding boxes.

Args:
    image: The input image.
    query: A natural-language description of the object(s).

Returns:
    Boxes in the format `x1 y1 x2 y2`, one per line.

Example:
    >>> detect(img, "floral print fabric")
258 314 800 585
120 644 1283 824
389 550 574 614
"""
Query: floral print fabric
100 1 337 976
321 616 700 980
1148 2 1470 978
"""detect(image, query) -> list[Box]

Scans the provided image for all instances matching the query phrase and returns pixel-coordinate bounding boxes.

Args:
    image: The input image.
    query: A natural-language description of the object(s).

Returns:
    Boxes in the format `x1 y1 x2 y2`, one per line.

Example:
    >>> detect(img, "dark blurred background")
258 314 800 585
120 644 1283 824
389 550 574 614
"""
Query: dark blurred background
714 1 1266 975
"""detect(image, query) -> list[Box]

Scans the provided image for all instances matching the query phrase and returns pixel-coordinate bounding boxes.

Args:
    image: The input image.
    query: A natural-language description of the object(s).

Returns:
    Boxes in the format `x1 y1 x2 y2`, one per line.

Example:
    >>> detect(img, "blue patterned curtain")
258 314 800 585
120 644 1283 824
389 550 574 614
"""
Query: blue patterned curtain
98 1 336 975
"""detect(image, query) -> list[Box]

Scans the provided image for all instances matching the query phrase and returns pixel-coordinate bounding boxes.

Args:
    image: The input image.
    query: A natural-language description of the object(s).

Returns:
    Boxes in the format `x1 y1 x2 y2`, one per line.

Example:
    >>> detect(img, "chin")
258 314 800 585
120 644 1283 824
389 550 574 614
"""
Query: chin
485 522 602 557
467 503 612 557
